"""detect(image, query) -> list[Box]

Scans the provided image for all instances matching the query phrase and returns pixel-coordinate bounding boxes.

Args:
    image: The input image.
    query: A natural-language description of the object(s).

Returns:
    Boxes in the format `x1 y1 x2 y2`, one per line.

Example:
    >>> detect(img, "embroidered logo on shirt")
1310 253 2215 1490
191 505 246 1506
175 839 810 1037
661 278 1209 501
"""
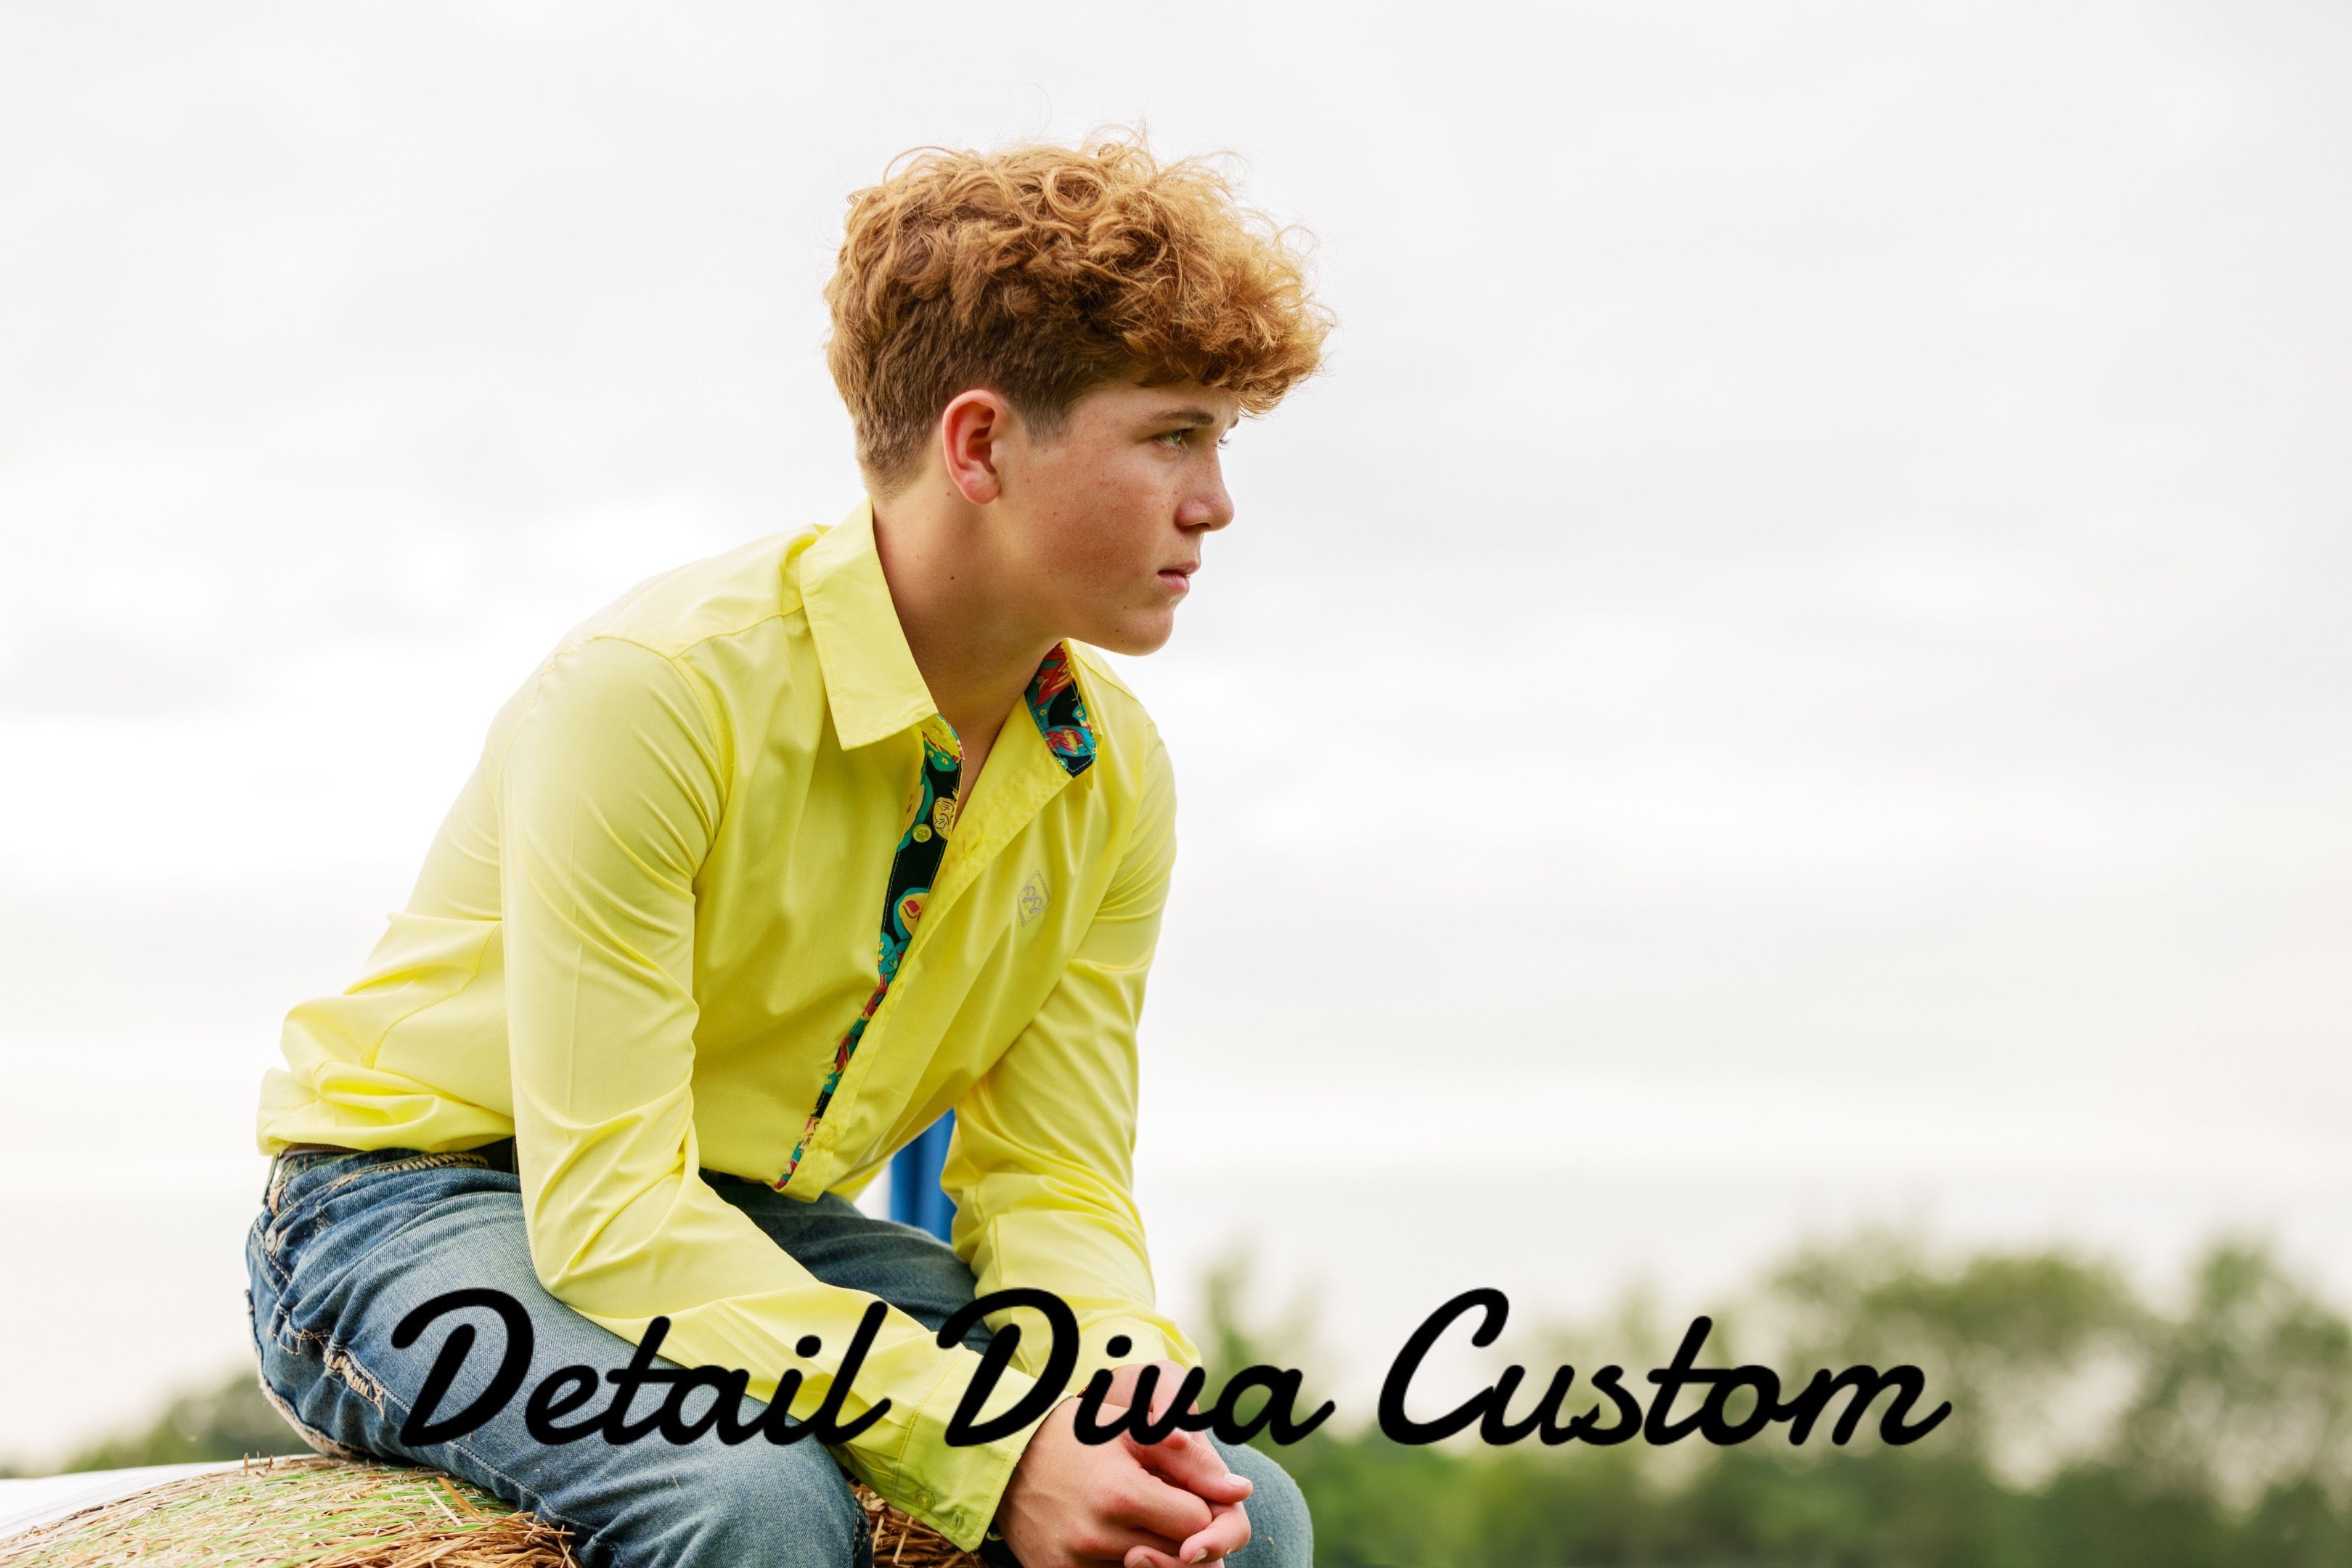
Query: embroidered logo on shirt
1018 869 1049 927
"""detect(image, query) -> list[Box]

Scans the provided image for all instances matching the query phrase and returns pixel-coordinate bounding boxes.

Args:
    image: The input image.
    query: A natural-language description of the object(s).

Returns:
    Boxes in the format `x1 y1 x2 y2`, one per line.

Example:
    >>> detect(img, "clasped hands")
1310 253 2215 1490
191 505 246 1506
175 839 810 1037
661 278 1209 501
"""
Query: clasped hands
994 1358 1253 1568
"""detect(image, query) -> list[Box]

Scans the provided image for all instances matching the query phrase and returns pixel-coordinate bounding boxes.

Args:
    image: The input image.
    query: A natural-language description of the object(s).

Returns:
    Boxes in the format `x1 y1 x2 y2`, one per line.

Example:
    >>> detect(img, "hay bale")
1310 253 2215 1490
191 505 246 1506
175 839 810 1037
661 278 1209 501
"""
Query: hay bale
0 1457 572 1567
0 1455 980 1568
850 1485 984 1568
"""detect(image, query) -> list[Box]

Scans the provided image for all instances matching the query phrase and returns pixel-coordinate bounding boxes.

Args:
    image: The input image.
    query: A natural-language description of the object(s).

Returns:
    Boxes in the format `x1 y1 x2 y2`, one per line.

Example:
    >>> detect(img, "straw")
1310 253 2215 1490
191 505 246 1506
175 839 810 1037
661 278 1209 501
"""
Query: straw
852 1484 984 1568
0 1455 979 1568
0 1457 569 1568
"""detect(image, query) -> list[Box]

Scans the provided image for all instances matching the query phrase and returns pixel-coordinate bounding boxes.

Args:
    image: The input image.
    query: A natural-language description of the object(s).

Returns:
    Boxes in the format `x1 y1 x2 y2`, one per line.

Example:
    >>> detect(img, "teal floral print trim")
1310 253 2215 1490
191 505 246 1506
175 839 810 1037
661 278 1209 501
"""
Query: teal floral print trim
774 642 1095 1187
1026 641 1095 778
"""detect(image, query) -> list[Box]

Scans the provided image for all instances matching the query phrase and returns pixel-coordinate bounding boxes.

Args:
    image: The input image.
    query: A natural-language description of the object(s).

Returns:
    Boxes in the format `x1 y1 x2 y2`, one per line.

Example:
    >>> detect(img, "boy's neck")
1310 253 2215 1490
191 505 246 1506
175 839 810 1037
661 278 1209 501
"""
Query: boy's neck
868 490 1060 762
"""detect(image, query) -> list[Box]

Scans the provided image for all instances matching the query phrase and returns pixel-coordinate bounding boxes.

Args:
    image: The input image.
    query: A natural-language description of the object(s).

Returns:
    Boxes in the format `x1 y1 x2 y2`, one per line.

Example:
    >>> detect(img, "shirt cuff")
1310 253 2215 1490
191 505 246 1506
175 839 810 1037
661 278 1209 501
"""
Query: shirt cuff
841 1343 1049 1551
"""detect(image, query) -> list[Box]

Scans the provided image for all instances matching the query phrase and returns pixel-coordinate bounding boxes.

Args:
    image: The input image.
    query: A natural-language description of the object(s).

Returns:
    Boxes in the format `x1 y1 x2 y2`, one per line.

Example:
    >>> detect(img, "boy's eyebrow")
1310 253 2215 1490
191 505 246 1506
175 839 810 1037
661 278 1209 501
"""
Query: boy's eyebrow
1153 407 1222 428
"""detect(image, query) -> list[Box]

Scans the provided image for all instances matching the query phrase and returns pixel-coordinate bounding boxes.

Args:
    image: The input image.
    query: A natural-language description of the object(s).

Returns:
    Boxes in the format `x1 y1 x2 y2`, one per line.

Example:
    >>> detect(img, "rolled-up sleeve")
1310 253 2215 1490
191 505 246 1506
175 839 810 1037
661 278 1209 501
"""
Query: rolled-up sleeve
946 724 1202 1394
498 633 1040 1551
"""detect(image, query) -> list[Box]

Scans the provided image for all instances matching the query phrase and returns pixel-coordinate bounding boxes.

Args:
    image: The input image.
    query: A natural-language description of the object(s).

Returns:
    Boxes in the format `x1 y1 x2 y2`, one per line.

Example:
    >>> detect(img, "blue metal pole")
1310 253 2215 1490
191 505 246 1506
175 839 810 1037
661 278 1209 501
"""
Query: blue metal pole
889 1110 956 1242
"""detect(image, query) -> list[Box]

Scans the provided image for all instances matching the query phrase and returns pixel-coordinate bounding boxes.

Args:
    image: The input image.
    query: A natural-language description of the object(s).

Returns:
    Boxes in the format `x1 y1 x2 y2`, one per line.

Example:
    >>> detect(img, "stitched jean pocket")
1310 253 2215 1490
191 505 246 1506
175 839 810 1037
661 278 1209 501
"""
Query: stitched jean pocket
260 1153 358 1262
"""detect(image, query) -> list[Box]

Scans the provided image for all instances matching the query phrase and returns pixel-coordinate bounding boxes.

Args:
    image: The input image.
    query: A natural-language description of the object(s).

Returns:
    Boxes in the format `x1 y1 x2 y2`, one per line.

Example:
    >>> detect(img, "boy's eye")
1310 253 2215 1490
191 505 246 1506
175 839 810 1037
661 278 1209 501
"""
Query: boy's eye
1156 428 1191 448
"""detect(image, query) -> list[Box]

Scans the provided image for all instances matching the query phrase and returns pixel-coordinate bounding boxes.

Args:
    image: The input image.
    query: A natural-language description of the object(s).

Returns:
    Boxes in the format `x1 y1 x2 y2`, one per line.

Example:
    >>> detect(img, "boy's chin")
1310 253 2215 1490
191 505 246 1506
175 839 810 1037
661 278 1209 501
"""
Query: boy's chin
1082 613 1178 658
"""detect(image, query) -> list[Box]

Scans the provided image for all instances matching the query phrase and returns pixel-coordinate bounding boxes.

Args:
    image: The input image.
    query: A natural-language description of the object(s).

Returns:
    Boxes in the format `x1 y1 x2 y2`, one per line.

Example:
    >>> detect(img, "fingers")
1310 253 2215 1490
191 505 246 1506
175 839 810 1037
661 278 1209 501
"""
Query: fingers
1129 1427 1254 1503
1109 1528 1188 1568
1123 1499 1251 1568
1105 1358 1195 1429
1103 1467 1215 1548
1181 1498 1253 1566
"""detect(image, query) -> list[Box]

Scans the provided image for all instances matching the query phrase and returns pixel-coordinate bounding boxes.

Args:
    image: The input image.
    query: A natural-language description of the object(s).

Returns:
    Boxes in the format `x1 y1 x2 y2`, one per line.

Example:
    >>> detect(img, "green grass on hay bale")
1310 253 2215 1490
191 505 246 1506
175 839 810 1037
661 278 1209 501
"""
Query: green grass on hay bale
0 1455 982 1568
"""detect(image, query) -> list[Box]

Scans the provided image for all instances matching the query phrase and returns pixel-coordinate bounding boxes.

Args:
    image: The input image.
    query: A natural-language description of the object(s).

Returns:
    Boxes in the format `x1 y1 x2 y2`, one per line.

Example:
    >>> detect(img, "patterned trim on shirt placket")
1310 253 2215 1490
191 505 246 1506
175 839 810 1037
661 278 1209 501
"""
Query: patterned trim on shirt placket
772 642 1095 1188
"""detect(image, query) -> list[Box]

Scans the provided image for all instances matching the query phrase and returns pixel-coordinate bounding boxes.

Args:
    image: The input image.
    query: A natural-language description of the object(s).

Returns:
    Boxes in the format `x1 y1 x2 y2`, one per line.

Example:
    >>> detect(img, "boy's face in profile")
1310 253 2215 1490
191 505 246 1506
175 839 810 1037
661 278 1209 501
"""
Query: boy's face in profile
987 378 1242 658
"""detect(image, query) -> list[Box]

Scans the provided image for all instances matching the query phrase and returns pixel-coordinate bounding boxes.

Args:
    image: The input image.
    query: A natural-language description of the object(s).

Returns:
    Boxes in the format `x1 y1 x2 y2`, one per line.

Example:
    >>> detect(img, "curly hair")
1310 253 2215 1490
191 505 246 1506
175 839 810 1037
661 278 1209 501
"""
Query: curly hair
825 130 1331 494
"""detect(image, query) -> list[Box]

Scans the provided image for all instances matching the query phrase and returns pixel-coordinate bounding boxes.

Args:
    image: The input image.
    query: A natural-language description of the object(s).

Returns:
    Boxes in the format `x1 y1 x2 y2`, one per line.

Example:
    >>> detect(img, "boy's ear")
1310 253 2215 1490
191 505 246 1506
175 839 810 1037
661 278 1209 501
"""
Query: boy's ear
939 389 1013 505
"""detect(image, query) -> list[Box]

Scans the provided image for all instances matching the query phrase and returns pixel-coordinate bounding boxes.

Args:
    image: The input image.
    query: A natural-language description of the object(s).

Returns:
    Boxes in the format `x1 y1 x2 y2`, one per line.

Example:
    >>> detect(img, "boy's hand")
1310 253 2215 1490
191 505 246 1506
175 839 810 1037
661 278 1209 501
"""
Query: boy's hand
1096 1358 1253 1568
997 1383 1254 1567
1095 1358 1200 1430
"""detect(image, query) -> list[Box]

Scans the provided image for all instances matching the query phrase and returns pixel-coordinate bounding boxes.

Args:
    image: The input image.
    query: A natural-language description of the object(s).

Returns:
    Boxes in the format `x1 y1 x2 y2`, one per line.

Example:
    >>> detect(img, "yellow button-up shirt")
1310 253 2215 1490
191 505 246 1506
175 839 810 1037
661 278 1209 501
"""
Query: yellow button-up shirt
255 498 1196 1548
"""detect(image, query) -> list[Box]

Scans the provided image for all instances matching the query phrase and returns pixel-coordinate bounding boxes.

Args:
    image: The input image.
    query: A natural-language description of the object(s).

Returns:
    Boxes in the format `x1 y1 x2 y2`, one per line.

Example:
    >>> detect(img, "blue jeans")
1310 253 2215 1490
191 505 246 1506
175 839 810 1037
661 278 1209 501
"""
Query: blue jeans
244 1146 1312 1568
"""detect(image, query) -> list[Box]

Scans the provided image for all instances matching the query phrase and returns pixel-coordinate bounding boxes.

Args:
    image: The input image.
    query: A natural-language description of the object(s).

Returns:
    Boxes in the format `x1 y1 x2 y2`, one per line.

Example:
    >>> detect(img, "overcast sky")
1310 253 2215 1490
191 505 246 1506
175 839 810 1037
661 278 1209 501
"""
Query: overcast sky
2 0 2347 1463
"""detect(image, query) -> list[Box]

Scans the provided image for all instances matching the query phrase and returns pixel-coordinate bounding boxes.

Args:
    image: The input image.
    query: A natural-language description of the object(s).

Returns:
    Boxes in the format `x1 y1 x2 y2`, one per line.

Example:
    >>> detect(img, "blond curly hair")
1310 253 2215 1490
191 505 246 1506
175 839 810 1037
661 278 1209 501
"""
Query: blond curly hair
825 130 1331 494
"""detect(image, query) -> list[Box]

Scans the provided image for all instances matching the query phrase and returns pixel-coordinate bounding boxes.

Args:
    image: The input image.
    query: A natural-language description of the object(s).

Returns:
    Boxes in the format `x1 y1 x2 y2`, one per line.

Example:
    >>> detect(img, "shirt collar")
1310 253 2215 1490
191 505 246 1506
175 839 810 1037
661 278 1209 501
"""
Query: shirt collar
801 497 1099 775
801 497 938 751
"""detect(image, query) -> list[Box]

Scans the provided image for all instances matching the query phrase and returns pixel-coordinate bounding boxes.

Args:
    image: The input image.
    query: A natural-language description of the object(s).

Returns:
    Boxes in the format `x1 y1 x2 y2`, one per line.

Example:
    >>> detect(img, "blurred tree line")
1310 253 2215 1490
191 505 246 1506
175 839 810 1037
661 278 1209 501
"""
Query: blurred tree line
1201 1230 2352 1567
12 1228 2352 1566
0 1371 313 1477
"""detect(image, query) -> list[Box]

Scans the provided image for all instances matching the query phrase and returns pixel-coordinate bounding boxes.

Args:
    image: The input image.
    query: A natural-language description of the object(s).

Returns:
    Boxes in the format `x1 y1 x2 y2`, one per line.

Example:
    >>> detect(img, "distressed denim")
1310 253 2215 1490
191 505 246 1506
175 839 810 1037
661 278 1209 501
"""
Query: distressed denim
244 1147 1312 1568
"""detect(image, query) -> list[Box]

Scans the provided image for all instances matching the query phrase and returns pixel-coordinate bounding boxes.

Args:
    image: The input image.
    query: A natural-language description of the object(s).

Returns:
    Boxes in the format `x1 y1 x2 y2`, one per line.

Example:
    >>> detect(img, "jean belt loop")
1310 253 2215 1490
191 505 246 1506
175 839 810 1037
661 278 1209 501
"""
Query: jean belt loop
265 1152 290 1215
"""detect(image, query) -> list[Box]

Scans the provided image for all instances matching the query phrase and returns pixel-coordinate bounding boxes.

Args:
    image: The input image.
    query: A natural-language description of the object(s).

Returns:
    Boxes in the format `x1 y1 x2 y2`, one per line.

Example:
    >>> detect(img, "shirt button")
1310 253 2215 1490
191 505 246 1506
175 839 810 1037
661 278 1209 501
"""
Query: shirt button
912 824 932 841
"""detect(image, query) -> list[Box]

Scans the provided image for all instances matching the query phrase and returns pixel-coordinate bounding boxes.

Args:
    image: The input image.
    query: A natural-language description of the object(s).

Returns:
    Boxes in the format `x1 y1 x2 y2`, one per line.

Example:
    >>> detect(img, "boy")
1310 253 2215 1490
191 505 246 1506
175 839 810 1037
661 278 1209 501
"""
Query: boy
245 132 1328 1568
